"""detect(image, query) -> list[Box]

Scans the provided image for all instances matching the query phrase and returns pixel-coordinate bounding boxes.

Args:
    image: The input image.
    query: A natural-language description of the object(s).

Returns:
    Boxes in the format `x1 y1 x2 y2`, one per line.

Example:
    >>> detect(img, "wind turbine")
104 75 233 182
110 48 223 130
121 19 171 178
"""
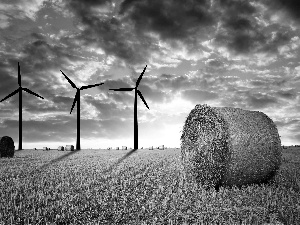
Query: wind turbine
109 65 149 151
0 62 44 150
60 70 104 150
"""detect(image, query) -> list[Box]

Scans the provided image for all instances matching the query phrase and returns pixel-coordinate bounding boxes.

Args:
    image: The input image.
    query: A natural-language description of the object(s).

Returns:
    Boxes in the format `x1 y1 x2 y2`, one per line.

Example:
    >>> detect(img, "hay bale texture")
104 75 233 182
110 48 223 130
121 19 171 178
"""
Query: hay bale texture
181 104 282 189
0 136 15 157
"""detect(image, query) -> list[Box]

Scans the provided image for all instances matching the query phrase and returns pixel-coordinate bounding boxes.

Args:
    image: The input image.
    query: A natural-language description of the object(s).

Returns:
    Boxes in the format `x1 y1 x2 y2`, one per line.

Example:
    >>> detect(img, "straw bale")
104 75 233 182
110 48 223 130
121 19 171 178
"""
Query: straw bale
181 104 282 189
122 146 127 150
0 136 15 157
158 145 164 150
58 146 64 151
65 145 74 151
149 146 153 150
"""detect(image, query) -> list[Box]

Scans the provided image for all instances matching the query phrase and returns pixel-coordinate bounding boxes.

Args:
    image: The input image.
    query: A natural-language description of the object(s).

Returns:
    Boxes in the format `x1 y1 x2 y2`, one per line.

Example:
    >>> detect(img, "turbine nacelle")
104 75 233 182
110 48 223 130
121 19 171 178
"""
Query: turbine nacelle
60 70 104 114
109 65 149 110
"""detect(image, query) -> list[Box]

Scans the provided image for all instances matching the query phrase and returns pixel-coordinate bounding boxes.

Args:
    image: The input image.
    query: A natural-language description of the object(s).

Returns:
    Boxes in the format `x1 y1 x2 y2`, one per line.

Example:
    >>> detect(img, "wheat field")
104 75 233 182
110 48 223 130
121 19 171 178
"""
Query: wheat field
0 148 299 224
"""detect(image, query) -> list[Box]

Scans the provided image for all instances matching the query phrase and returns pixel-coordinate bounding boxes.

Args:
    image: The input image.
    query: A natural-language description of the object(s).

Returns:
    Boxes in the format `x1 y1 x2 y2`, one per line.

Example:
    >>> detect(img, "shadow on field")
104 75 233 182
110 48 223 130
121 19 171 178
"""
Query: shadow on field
103 148 139 173
27 149 139 175
31 150 81 174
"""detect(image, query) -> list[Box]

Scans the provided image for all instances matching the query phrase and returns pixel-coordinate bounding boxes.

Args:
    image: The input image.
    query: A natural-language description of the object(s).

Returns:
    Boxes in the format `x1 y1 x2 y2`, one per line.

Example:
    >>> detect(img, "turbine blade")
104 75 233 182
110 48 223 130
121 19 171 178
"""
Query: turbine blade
80 83 104 90
70 91 79 114
60 70 77 89
0 88 20 102
18 62 21 86
136 65 147 87
22 88 44 99
137 90 149 109
109 88 134 91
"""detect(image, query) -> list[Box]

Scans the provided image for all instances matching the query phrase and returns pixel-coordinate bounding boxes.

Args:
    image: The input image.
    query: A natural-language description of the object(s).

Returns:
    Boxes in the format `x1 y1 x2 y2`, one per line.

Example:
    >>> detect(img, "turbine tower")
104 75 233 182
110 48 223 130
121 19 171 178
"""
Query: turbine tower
0 62 44 150
110 65 149 150
60 70 104 150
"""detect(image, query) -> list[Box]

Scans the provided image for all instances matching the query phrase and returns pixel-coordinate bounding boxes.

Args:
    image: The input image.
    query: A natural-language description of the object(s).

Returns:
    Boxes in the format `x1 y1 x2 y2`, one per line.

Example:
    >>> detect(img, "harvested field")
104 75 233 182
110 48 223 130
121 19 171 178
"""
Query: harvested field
0 148 299 224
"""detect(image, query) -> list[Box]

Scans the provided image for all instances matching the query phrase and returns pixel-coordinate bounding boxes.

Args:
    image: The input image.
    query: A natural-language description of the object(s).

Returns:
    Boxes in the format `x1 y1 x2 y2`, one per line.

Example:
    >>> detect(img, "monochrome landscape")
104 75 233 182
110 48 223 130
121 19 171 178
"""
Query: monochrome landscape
1 0 300 224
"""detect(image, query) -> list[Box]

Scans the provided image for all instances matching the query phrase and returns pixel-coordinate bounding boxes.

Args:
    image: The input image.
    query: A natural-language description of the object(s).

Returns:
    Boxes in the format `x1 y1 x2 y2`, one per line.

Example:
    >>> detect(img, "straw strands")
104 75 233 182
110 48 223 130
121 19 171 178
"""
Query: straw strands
0 136 15 157
180 104 282 190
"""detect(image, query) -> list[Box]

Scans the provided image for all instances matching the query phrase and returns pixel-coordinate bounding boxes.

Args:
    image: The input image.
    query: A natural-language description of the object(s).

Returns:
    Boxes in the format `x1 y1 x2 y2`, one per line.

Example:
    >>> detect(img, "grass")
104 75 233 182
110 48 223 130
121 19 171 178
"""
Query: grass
0 148 299 224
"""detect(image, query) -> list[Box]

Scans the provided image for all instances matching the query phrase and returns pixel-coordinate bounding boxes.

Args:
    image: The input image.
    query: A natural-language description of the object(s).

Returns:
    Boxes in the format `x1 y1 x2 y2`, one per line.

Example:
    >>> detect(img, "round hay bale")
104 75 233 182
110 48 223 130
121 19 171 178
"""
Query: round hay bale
0 136 15 158
180 104 282 189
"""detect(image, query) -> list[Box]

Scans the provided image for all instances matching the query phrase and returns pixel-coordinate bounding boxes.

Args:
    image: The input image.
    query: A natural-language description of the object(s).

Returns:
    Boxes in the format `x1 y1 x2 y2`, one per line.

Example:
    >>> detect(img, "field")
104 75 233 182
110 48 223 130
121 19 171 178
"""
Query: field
0 148 300 224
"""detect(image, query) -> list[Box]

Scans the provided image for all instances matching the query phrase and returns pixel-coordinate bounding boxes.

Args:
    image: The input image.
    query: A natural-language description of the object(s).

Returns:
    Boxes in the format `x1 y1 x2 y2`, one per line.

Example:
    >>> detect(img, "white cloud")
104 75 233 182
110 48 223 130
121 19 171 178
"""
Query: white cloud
0 0 46 21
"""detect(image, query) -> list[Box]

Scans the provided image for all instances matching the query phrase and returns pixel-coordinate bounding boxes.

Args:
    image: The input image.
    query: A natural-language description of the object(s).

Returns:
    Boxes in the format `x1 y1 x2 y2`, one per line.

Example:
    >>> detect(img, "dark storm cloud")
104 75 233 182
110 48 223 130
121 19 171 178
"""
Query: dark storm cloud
119 0 214 40
65 0 216 64
52 96 75 106
213 0 263 54
248 93 278 109
181 89 218 103
207 59 223 68
21 37 84 72
0 61 19 98
260 29 291 53
220 88 280 110
66 0 153 64
64 0 298 63
218 0 257 15
268 0 300 21
160 74 173 79
275 89 298 100
68 0 111 7
213 0 293 55
85 96 134 119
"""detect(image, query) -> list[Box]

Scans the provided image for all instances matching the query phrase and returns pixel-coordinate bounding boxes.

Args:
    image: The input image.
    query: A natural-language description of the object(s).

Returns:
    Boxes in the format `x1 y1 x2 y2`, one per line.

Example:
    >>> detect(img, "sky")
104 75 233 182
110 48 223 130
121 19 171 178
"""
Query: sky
0 0 300 149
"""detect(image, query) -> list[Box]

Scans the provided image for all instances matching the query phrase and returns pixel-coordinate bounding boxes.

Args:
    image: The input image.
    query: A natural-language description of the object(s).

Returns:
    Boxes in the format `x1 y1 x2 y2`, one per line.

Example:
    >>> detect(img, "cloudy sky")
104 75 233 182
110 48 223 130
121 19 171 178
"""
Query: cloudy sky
0 0 300 149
